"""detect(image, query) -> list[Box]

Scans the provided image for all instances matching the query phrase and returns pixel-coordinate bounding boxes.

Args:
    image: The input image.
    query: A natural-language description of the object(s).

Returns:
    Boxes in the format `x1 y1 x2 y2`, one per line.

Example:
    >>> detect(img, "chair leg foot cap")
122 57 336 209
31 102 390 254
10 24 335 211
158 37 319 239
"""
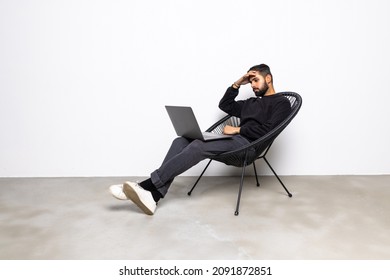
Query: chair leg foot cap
234 211 239 216
288 193 293 197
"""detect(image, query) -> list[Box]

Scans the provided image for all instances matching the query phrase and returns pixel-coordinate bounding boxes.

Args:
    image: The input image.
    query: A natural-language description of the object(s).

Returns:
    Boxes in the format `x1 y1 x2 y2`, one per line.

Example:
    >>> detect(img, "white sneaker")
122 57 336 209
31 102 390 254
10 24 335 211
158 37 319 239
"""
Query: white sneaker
123 181 157 215
109 184 128 200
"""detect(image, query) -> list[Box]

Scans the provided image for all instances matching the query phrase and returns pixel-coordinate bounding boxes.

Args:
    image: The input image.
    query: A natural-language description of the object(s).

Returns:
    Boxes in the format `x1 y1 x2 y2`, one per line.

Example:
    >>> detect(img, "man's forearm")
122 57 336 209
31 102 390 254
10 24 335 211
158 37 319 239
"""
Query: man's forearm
219 86 241 115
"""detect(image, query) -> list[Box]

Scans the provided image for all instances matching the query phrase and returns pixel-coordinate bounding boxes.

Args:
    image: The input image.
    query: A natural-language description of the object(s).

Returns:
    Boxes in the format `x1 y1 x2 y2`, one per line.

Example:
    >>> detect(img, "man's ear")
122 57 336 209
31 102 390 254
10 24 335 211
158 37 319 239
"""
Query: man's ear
265 74 272 84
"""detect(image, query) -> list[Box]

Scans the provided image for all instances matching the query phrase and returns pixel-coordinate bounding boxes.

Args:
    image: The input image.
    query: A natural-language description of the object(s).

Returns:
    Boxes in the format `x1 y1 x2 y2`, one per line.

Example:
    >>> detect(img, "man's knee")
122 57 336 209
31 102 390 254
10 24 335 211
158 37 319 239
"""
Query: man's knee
187 139 206 152
172 136 190 147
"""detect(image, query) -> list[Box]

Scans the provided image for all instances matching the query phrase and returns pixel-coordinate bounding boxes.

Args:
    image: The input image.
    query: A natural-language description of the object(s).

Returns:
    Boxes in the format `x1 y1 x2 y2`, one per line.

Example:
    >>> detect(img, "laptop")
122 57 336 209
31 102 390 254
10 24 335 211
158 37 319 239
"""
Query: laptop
165 106 233 141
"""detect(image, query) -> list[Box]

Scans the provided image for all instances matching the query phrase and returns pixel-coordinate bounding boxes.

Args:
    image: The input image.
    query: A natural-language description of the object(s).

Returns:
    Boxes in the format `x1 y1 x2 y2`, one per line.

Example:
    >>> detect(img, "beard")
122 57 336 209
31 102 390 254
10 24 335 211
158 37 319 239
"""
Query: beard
254 83 269 97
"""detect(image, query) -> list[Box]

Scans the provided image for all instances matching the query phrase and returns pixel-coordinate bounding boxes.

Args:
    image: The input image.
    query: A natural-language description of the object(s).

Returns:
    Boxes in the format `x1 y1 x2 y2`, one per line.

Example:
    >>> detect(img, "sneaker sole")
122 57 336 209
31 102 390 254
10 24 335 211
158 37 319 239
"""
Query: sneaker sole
123 182 154 215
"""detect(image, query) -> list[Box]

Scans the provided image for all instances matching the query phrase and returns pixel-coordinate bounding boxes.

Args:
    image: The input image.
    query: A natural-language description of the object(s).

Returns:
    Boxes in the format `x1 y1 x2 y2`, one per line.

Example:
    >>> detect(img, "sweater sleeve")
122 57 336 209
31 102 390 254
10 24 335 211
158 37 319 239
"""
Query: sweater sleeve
240 98 292 141
218 86 245 117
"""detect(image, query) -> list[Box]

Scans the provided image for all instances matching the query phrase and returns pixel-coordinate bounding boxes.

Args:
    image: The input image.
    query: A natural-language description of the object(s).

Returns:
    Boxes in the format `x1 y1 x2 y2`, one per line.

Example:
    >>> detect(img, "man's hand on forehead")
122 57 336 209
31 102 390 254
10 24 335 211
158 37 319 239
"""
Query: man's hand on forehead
234 70 259 87
247 70 258 82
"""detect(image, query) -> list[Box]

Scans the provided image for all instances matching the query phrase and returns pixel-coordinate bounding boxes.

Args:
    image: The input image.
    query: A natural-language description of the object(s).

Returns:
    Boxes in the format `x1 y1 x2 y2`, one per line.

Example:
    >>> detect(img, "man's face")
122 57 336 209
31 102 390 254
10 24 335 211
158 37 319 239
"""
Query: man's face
249 72 269 97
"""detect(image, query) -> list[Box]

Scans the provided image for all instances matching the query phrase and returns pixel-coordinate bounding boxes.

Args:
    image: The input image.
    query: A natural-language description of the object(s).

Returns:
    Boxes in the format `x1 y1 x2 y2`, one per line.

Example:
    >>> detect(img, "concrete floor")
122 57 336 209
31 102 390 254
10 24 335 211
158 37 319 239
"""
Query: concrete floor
0 175 389 260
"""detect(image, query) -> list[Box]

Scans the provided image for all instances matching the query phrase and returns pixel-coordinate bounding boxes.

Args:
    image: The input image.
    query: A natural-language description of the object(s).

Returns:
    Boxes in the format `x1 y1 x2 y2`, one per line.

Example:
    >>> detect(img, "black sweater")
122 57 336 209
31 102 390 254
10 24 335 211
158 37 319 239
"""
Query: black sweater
219 86 292 142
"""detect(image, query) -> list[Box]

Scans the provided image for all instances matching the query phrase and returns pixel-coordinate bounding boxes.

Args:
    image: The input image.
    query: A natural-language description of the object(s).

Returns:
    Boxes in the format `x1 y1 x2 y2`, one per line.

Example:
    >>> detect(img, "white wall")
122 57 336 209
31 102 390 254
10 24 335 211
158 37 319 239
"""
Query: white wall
1 0 390 177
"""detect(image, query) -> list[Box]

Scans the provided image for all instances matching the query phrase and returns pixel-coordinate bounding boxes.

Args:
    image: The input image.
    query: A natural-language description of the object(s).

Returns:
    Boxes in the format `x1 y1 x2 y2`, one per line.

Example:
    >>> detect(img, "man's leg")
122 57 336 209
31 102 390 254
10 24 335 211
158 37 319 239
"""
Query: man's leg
110 137 192 203
145 137 193 194
151 135 250 197
137 137 191 200
115 137 194 215
120 135 249 215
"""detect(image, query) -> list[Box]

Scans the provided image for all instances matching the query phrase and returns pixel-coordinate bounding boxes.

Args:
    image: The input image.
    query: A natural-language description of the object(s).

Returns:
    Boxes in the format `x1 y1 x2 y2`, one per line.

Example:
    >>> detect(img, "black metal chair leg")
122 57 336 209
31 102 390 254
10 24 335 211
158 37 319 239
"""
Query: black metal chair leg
234 160 247 216
253 161 260 187
188 159 212 196
263 157 292 197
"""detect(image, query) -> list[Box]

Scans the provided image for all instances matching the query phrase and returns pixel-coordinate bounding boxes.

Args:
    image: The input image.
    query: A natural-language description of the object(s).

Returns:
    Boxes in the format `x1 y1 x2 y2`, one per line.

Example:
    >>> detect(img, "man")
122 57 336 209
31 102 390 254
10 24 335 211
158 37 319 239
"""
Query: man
109 64 291 215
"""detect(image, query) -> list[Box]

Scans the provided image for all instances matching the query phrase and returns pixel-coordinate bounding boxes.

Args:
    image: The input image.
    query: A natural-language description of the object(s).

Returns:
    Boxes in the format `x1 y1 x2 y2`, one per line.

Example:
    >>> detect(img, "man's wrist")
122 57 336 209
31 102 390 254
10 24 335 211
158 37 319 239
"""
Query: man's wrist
232 82 240 89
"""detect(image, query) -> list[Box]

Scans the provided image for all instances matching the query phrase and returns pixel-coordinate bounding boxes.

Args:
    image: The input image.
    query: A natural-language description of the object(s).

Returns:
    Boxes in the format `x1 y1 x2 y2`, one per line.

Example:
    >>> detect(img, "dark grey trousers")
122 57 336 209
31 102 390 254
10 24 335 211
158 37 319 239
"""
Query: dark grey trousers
151 135 250 197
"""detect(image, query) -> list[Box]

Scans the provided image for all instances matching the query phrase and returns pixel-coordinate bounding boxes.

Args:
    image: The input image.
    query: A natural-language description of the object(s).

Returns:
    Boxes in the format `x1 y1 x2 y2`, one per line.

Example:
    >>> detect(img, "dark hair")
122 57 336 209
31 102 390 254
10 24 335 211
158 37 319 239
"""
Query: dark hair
248 64 273 83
